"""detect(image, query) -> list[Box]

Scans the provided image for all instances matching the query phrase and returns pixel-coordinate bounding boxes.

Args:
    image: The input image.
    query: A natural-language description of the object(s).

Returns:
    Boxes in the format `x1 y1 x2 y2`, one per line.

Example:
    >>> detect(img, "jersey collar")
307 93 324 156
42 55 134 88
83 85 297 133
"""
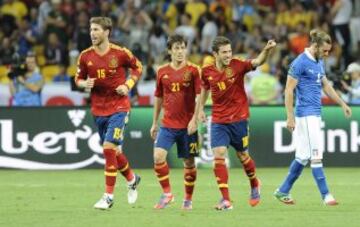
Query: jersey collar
304 48 317 62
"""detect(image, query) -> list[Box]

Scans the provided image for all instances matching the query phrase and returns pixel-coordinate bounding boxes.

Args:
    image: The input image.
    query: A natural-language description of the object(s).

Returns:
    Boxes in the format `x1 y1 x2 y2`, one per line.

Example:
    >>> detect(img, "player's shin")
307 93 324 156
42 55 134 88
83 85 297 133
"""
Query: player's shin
311 162 330 198
116 152 135 182
184 166 197 200
154 162 171 193
213 157 230 201
279 159 305 194
104 148 118 194
238 152 259 188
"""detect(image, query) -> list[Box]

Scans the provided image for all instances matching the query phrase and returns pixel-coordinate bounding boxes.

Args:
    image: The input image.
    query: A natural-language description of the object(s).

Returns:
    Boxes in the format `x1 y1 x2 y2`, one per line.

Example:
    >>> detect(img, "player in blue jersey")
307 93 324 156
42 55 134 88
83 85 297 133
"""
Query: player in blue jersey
274 29 352 206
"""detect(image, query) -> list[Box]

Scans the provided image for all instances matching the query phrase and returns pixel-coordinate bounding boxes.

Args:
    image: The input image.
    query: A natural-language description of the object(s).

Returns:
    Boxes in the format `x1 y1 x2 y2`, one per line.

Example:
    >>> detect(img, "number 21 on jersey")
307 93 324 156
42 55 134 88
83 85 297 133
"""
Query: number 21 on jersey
171 82 180 92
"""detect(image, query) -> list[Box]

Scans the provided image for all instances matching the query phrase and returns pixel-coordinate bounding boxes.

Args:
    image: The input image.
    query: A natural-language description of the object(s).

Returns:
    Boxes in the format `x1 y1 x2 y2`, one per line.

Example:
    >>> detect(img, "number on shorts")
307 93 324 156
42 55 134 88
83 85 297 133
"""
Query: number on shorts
189 142 198 154
113 128 122 140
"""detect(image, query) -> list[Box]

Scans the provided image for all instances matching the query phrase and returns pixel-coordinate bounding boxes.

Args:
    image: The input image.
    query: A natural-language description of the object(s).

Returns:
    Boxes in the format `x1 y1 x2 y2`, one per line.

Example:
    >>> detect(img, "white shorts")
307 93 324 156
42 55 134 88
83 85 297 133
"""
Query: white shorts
294 116 323 161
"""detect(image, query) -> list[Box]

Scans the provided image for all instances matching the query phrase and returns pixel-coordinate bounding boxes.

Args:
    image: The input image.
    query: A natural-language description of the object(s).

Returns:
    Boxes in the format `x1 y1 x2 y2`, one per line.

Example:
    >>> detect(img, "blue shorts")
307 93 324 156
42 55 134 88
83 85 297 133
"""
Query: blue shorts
94 112 129 145
211 120 249 152
155 127 199 158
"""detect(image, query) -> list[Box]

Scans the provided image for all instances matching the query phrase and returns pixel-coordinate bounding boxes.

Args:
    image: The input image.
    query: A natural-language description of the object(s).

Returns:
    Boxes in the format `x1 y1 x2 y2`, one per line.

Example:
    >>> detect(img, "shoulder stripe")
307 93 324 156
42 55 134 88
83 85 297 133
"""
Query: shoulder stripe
111 43 134 58
156 63 169 76
80 46 93 55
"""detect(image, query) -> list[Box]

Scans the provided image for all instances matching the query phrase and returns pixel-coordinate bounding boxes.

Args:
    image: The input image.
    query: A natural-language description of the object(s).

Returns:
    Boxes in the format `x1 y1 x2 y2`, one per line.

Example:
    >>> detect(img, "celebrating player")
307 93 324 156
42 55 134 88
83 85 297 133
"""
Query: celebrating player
274 29 352 205
150 35 201 210
195 36 276 210
75 17 142 210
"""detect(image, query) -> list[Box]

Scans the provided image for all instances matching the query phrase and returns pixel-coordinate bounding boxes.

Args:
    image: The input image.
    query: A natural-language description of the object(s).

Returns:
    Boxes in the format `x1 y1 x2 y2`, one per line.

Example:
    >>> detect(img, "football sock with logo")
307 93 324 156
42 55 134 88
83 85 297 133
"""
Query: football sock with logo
213 157 230 201
311 163 329 198
279 159 304 194
104 148 118 194
184 166 197 200
240 155 259 188
154 162 171 193
116 152 135 182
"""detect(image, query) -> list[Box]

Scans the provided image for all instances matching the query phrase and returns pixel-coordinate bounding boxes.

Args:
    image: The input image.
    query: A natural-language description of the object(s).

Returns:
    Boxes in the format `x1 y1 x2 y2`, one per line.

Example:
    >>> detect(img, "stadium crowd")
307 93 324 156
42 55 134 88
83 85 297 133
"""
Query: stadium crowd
0 0 359 105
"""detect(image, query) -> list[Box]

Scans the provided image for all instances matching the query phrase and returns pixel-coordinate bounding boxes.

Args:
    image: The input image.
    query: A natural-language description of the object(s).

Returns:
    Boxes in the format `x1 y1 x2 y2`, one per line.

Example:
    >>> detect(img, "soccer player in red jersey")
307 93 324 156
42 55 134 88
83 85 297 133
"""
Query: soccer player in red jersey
195 36 276 210
150 35 201 210
75 17 142 210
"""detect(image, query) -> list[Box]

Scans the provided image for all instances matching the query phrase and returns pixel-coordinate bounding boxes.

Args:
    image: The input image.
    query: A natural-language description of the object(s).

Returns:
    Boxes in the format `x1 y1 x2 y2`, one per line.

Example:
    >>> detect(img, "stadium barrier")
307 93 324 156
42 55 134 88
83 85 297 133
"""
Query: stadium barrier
0 106 359 169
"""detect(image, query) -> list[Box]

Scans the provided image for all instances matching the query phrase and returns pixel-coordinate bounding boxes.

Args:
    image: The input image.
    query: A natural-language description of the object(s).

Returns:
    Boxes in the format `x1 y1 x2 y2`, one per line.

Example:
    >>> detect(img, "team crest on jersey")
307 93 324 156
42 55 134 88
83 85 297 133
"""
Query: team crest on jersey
87 61 93 66
163 74 169 79
183 71 192 82
225 67 233 78
109 56 118 68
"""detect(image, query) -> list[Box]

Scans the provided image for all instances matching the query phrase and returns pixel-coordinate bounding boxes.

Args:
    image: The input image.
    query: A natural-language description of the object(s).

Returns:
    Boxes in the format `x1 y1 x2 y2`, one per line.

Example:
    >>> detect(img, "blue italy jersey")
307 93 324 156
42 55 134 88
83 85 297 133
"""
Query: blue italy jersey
288 49 325 117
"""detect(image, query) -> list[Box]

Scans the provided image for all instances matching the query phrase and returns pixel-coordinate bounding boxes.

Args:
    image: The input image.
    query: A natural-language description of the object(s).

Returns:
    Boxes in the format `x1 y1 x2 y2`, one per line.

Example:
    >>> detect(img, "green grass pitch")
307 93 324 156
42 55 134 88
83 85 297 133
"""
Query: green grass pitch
0 168 359 227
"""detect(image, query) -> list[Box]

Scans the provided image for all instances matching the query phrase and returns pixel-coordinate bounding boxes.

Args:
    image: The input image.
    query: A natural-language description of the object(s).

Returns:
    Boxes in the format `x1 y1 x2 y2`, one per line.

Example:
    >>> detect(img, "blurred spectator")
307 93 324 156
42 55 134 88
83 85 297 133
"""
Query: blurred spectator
185 0 207 26
163 0 179 32
249 64 282 105
44 32 68 65
149 25 167 64
331 0 352 68
72 10 91 52
175 13 196 53
53 64 70 82
200 12 218 53
17 17 38 56
341 62 360 104
45 0 68 44
0 37 16 65
288 2 314 30
350 0 360 60
120 8 153 52
0 12 17 38
0 0 28 22
289 22 309 55
143 57 156 81
37 0 52 35
8 53 44 106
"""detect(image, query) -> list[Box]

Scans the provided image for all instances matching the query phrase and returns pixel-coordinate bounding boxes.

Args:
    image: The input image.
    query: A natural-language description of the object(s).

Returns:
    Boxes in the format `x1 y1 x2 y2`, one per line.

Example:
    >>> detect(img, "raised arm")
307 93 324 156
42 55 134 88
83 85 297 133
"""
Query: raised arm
251 40 277 68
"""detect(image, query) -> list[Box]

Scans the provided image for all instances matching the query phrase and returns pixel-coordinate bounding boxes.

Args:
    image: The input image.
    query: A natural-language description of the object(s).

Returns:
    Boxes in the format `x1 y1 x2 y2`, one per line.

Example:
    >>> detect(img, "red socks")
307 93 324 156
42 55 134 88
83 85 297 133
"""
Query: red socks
213 157 230 201
241 155 259 188
103 148 118 194
154 162 171 193
184 166 197 200
116 152 134 182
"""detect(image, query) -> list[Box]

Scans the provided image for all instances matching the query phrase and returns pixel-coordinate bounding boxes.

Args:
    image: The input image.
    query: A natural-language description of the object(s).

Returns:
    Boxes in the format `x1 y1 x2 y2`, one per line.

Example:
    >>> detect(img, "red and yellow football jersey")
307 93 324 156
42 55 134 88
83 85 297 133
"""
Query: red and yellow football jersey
201 58 253 123
155 62 201 128
75 44 142 116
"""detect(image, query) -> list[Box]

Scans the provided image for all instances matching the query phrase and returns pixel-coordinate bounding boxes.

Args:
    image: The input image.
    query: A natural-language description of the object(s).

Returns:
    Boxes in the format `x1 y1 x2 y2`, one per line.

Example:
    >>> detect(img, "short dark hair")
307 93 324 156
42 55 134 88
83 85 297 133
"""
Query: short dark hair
90 17 112 34
212 36 231 53
167 34 187 50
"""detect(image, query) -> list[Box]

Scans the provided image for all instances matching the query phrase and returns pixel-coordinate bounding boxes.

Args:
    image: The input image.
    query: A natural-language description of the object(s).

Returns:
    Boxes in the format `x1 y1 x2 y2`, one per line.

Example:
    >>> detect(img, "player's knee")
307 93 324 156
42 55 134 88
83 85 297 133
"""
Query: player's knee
236 150 249 161
213 147 227 158
295 158 309 166
154 148 167 164
103 142 117 150
310 159 323 168
183 158 195 168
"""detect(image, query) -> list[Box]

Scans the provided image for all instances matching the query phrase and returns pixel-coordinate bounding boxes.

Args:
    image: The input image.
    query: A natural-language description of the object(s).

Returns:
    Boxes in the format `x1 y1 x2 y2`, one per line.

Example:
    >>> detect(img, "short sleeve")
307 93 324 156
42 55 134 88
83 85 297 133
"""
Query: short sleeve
288 59 303 79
